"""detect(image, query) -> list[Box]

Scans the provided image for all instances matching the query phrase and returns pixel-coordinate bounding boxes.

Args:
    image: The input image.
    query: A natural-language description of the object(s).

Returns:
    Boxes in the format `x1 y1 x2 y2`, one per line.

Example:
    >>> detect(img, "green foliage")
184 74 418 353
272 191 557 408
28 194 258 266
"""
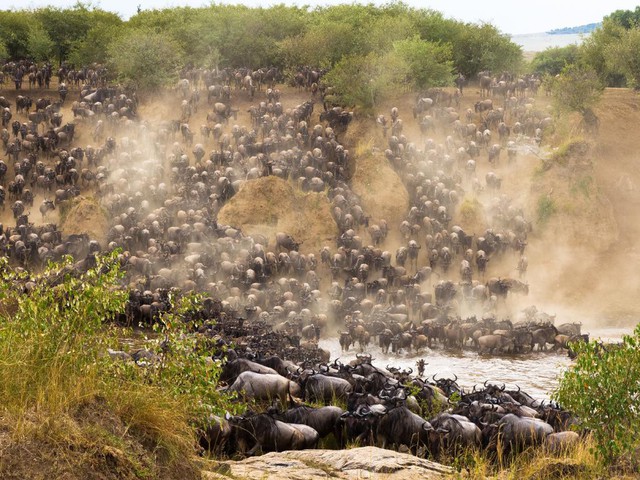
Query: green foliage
0 39 8 62
581 19 628 86
453 23 523 77
607 6 640 29
68 23 122 67
0 253 127 413
323 51 409 113
35 4 122 64
413 9 463 46
27 24 54 62
536 195 556 224
548 64 603 115
393 36 453 90
107 28 182 90
530 44 580 76
554 324 640 464
604 27 640 89
279 22 360 68
114 293 241 424
0 11 32 59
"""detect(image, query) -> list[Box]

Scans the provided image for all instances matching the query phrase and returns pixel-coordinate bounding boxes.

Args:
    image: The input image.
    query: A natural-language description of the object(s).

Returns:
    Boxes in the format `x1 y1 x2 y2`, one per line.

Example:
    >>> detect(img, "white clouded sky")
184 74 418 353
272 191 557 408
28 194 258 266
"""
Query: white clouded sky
10 0 640 34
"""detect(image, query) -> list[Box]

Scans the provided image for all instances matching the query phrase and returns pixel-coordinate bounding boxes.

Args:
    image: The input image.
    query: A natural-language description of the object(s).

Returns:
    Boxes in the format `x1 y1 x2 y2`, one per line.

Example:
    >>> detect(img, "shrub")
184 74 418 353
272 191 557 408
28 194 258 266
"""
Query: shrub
536 195 556 224
0 253 127 413
553 324 640 464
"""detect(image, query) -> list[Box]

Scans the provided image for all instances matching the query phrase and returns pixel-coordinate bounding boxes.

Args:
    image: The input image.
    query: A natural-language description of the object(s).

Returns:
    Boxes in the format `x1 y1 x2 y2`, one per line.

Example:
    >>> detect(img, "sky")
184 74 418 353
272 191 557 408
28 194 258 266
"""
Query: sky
12 0 640 35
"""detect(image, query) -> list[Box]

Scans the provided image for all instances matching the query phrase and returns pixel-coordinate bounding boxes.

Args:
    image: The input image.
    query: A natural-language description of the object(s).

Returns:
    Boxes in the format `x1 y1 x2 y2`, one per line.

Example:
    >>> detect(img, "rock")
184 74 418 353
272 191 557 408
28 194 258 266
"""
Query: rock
203 447 452 479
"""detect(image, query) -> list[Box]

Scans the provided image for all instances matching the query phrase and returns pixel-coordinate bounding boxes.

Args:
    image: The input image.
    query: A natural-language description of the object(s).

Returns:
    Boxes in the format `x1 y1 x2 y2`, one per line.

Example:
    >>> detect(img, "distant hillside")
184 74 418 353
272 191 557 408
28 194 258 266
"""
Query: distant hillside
547 22 601 34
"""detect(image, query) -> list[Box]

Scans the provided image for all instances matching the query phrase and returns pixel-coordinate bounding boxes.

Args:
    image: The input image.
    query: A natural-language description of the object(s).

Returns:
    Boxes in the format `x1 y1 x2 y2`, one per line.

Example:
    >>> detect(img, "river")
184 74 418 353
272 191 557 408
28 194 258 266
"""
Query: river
510 32 585 52
319 327 630 401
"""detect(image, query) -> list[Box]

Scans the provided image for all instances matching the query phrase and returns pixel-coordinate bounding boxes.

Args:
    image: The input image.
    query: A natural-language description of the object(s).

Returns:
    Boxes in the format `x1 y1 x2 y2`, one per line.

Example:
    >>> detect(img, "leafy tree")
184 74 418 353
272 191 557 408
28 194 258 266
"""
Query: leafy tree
604 27 640 89
413 9 463 46
454 23 523 77
554 324 640 464
35 4 121 65
323 51 408 113
27 24 54 62
361 12 418 55
530 44 580 76
607 6 640 29
279 22 360 68
68 23 121 67
108 28 182 91
0 39 8 63
548 64 603 118
394 36 453 90
0 11 32 59
581 19 628 86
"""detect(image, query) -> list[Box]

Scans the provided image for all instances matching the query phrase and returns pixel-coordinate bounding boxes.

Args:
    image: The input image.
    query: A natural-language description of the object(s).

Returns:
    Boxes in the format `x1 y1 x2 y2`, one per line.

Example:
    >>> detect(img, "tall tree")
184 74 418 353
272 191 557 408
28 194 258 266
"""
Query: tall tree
393 36 453 90
107 28 181 91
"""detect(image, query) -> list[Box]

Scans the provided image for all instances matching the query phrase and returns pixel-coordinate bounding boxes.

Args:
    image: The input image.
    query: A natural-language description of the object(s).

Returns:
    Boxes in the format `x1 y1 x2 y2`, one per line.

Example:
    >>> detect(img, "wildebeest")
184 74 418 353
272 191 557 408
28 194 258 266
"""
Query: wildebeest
219 357 279 384
477 334 515 355
483 413 553 456
487 277 528 299
429 413 481 456
301 373 353 404
376 406 435 454
269 404 344 444
39 199 55 219
227 413 319 455
225 371 300 404
275 232 302 252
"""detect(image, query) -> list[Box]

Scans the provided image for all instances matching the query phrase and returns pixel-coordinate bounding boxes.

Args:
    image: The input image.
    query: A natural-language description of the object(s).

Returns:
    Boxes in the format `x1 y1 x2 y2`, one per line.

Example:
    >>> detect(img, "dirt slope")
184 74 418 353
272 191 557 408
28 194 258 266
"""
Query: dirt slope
218 176 338 253
514 89 640 325
2 80 638 324
587 89 640 321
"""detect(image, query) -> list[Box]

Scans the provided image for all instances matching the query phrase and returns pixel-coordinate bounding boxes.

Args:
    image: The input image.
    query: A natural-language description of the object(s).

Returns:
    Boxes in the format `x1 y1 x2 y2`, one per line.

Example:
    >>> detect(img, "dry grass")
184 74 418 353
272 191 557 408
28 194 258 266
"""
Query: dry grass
444 436 640 480
218 176 338 253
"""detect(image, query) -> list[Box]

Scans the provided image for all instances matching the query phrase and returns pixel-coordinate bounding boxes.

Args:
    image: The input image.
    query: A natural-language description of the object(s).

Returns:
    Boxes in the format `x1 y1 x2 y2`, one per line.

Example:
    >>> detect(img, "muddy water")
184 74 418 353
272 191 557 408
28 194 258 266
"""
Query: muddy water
319 327 630 400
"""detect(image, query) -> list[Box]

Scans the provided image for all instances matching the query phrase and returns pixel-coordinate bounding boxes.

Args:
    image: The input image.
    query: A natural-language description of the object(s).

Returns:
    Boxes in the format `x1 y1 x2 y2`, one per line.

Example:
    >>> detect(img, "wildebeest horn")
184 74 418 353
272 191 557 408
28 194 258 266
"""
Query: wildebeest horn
501 383 506 391
484 380 489 387
404 367 413 374
516 385 520 393
453 373 458 382
432 374 438 382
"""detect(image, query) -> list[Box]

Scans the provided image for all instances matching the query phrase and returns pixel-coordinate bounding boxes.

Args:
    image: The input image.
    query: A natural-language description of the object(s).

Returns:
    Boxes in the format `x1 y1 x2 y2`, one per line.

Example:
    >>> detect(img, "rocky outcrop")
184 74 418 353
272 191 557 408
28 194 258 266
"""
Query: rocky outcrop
203 447 452 479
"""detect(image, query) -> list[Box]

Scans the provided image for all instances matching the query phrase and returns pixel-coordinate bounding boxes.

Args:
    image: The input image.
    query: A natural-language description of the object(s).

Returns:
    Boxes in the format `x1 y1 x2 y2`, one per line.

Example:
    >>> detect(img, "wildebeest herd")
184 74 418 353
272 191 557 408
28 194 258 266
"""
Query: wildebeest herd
1 60 588 460
207 351 580 458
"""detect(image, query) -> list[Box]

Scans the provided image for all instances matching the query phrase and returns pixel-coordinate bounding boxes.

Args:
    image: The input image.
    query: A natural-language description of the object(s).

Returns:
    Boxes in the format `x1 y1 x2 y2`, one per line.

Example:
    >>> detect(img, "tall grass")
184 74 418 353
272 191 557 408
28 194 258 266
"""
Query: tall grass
0 254 126 413
0 253 203 475
448 436 605 480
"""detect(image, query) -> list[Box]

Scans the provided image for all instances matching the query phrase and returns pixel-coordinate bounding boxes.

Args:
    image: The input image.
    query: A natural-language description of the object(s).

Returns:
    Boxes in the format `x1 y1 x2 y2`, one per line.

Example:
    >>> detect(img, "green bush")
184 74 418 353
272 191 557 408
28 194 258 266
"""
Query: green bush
536 195 556 224
113 292 242 425
554 324 640 464
0 253 127 413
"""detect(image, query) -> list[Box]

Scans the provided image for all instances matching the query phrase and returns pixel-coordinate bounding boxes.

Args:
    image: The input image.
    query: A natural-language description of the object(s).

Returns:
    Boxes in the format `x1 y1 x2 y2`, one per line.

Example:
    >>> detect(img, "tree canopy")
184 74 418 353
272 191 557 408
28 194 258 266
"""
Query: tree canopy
0 2 523 91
